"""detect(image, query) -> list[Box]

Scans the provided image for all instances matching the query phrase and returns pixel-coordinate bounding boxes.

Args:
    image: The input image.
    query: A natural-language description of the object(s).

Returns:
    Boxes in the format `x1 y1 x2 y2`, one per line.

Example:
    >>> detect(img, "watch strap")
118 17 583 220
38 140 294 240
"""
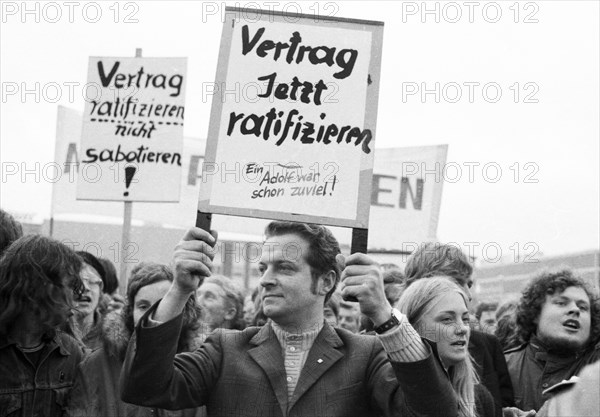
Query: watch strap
374 309 401 334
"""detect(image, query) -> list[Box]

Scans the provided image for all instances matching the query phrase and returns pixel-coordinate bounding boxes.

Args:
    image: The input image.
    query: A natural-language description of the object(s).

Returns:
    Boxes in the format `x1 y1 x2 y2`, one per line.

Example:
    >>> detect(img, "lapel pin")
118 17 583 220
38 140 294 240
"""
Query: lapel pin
317 359 323 363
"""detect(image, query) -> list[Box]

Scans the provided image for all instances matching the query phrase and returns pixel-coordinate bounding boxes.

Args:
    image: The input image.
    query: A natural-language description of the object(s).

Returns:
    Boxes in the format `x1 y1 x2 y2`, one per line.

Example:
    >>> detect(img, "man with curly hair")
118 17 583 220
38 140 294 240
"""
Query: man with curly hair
505 268 600 412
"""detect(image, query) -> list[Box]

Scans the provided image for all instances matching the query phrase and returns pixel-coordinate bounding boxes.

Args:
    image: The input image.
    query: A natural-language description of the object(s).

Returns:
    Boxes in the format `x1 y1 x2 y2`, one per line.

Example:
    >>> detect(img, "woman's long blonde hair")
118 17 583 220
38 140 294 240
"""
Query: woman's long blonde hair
398 276 479 417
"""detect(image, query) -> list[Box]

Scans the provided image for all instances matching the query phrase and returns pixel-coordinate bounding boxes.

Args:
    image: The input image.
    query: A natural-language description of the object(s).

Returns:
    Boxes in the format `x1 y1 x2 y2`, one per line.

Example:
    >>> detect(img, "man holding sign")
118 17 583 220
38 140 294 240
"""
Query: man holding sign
121 222 457 417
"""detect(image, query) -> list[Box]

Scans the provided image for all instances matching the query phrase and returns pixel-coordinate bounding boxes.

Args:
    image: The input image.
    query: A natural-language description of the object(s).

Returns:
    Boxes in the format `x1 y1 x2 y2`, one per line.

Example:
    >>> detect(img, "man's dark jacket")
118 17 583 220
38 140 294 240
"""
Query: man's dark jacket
0 330 85 417
505 336 600 411
469 330 515 417
121 307 458 417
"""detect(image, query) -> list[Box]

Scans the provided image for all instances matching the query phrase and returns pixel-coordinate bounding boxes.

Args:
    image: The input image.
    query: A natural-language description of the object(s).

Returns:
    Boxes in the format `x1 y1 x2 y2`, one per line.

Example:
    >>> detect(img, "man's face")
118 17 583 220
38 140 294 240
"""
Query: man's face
338 306 360 333
259 233 324 329
324 306 338 326
536 286 591 351
479 311 497 334
458 277 473 302
133 280 171 326
197 282 234 330
74 265 103 318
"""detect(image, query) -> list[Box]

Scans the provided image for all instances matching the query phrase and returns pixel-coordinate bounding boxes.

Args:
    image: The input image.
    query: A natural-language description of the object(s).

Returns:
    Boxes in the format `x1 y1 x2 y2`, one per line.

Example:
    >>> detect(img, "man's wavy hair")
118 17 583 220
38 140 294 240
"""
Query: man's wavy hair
516 268 600 345
404 242 473 288
264 221 341 303
0 235 84 336
123 262 201 351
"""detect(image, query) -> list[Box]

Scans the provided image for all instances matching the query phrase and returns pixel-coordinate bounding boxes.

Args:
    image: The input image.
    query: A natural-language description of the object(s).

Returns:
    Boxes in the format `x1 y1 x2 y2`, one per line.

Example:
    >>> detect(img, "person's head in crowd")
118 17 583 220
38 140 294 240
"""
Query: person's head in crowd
96 257 126 315
124 262 201 351
243 293 257 328
404 242 474 301
0 235 84 339
516 268 599 353
74 251 105 325
259 221 340 331
98 257 119 295
493 299 520 350
197 274 245 331
496 299 518 321
475 301 499 334
0 209 23 257
495 312 520 351
338 301 361 333
398 276 478 417
468 311 479 331
324 292 341 327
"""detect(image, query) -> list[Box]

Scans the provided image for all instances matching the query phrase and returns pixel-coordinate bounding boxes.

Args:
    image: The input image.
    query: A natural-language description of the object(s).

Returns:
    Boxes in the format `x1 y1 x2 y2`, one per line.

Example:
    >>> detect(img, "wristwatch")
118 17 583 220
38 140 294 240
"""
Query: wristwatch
374 308 403 334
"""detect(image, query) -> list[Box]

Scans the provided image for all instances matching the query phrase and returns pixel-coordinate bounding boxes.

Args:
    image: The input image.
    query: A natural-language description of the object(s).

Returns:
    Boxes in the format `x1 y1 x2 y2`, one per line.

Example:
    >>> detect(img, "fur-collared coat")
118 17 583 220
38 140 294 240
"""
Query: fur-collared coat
67 311 206 417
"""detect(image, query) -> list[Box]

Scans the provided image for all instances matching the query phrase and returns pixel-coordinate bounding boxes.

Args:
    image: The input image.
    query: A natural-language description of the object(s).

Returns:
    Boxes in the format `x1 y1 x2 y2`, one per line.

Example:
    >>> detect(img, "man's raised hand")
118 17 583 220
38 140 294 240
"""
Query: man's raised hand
172 227 218 294
337 253 392 327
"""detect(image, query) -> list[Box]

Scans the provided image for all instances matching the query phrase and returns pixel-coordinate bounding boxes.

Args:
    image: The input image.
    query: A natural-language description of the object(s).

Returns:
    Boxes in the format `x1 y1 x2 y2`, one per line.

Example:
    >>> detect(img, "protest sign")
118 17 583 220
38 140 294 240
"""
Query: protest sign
199 8 384 228
76 57 187 201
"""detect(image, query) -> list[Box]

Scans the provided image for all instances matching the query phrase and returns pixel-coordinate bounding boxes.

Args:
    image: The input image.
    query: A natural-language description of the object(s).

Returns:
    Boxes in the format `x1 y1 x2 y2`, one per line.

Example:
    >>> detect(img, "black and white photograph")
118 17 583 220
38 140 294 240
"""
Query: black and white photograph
1 1 599 416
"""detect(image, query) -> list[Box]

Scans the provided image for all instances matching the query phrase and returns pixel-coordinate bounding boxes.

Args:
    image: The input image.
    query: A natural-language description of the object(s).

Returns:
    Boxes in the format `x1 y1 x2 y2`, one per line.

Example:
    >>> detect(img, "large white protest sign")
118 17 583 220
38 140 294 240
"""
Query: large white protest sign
199 8 384 228
76 57 187 201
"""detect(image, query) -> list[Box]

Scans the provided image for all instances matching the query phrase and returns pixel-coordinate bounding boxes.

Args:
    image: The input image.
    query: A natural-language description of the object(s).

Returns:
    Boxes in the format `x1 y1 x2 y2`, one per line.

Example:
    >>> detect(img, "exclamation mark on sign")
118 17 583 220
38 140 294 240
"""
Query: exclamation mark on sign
124 166 136 197
329 175 337 196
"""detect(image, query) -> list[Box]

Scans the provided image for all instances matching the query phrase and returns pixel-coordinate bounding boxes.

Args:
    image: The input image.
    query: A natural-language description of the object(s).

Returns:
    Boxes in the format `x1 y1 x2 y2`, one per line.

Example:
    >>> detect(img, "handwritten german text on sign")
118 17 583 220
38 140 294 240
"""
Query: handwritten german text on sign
199 9 383 228
77 57 187 201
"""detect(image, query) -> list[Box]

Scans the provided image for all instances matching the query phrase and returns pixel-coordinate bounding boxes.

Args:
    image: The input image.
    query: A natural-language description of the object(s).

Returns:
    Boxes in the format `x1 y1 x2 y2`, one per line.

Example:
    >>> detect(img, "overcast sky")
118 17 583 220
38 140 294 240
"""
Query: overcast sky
1 1 598 260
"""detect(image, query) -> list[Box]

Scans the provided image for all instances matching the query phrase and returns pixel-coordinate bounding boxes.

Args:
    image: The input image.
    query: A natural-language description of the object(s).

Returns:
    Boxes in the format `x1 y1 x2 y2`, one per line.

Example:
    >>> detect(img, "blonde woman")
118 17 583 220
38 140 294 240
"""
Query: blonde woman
398 276 495 417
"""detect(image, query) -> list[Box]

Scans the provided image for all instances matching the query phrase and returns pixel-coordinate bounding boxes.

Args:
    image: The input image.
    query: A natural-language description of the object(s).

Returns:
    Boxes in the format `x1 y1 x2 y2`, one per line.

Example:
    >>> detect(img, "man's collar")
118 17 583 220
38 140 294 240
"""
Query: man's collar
529 334 587 360
250 320 343 349
271 320 323 351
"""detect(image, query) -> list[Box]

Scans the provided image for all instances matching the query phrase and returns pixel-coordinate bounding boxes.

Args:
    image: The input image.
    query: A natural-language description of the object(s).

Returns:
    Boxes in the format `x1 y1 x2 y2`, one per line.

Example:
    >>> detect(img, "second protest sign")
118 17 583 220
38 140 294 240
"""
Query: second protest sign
77 56 187 202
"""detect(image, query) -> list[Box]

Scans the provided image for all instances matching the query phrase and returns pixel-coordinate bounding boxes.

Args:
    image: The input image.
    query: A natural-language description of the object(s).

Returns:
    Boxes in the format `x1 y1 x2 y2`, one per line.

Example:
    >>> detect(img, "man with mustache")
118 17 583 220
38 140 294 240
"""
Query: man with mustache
505 268 600 412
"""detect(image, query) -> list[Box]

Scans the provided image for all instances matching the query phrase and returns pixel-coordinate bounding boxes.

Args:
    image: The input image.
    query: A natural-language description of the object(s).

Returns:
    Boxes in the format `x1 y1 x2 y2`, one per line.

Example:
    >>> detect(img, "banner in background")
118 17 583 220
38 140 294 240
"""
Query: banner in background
369 145 447 250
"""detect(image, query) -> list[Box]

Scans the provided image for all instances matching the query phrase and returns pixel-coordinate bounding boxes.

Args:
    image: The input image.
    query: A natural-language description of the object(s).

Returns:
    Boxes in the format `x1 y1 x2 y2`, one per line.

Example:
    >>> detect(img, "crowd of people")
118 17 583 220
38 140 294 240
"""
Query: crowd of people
0 208 598 417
